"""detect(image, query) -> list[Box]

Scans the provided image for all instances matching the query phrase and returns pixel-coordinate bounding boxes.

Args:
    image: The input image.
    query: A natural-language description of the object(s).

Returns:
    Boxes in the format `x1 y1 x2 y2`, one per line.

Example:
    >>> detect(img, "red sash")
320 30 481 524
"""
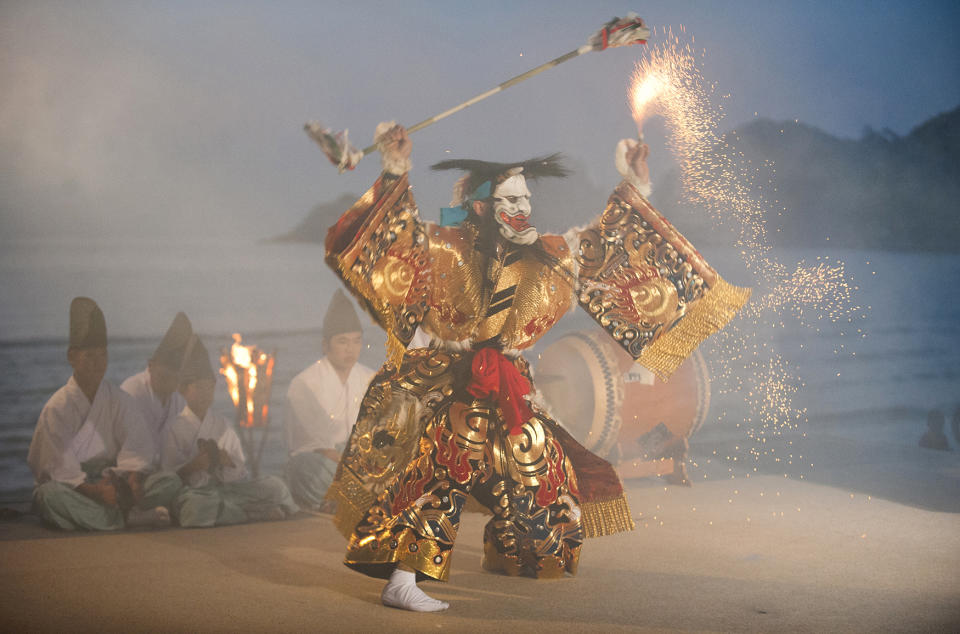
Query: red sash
466 348 533 436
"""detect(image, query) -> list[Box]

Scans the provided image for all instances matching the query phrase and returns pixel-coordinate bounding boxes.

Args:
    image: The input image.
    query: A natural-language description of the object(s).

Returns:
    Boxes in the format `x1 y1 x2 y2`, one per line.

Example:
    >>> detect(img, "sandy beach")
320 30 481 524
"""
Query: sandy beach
3 412 958 633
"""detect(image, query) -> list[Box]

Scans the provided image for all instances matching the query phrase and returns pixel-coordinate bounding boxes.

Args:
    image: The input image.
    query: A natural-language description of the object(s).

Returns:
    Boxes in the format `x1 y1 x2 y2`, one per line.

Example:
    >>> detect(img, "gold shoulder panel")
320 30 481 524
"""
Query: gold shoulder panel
576 183 750 380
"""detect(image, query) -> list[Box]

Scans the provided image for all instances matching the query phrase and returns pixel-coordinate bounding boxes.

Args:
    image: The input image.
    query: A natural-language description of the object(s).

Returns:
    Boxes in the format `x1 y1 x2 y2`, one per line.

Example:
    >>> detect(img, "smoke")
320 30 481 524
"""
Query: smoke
1 25 204 236
2 1 957 245
0 3 348 240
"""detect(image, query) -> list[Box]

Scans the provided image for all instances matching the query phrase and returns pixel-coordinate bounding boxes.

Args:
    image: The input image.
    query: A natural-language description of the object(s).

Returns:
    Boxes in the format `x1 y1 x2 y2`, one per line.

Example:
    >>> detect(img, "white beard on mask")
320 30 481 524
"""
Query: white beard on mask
492 171 538 245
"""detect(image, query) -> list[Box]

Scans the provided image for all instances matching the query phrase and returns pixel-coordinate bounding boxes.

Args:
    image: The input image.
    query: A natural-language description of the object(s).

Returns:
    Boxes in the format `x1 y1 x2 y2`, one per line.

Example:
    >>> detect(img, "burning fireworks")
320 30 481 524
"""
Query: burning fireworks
629 71 667 133
626 26 865 483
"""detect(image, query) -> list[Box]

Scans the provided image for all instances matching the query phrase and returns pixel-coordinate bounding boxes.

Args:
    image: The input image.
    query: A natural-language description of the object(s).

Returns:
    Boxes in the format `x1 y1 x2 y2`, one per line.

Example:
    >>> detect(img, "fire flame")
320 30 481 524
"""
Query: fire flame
219 333 275 428
630 70 666 129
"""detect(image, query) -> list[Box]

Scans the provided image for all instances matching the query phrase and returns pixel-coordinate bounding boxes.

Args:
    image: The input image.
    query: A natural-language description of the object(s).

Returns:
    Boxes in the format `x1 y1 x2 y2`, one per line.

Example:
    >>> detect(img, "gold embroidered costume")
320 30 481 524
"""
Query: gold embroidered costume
325 171 749 581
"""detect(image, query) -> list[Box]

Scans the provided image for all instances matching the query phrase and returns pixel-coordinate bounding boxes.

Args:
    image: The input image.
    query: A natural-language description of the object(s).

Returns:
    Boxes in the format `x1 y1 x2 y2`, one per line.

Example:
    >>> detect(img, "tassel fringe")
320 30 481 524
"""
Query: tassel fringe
581 495 635 538
640 276 751 381
327 477 377 539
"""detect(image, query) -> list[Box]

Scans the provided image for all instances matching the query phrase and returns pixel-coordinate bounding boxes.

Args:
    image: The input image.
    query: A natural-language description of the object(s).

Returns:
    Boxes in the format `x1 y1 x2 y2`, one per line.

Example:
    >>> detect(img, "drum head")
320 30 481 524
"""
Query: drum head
534 331 624 458
535 330 711 463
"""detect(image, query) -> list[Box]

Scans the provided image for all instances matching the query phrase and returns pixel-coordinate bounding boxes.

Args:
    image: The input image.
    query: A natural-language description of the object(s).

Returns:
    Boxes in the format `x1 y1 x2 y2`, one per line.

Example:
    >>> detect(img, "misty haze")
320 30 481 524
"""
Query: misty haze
1 2 958 632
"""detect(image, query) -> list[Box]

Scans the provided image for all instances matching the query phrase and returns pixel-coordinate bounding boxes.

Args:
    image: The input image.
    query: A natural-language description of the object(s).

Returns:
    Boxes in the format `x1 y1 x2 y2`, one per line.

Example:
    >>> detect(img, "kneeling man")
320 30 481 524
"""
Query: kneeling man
121 312 192 458
284 290 374 511
163 335 298 527
28 297 180 530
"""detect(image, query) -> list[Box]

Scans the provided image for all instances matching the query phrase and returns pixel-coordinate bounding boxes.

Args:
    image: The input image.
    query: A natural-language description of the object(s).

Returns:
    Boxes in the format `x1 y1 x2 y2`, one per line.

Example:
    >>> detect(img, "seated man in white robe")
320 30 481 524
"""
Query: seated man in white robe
163 335 298 527
27 297 181 531
121 312 192 459
284 290 375 512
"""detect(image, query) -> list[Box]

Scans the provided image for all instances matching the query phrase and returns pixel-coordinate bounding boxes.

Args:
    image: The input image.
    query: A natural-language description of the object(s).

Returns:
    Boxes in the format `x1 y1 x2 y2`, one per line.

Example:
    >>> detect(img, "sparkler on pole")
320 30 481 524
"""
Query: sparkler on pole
305 13 650 172
629 70 668 139
219 333 276 478
622 27 864 479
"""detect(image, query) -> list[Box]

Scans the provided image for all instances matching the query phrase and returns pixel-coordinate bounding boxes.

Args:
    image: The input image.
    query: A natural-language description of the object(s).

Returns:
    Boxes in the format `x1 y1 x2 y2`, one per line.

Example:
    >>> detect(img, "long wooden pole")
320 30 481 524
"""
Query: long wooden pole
359 44 593 157
308 15 649 171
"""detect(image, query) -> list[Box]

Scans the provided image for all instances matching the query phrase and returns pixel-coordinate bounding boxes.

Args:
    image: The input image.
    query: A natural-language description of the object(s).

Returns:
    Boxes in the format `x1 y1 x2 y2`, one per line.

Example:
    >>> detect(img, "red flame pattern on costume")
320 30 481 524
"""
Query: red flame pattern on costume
390 455 436 516
434 425 473 485
535 436 568 507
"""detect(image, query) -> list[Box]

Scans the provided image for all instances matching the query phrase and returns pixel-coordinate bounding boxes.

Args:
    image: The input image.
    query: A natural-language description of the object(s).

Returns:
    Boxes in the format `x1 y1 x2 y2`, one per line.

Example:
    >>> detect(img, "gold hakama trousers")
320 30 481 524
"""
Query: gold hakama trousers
332 348 584 581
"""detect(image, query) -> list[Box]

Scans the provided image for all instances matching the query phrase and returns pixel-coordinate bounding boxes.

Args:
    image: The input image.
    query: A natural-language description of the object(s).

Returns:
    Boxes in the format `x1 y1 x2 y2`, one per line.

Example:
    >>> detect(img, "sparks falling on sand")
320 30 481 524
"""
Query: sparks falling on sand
627 26 865 500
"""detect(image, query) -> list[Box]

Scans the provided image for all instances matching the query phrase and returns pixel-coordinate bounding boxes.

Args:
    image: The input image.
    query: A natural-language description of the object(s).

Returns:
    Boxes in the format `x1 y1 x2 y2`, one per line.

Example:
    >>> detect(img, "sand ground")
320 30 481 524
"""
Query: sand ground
2 419 958 633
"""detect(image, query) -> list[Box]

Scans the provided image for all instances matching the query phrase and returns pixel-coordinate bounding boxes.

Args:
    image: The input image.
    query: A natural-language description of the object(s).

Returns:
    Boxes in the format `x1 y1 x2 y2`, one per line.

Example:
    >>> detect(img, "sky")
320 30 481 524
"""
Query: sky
1 0 958 241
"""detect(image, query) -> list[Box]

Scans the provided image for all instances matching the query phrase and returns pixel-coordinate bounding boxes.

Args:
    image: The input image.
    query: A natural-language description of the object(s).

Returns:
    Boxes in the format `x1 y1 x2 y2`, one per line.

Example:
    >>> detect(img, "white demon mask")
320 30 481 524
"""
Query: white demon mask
492 169 537 245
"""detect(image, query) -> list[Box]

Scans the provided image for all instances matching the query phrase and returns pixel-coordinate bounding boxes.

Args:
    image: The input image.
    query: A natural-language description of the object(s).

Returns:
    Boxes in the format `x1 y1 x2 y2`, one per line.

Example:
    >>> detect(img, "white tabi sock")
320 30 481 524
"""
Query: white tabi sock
381 567 449 612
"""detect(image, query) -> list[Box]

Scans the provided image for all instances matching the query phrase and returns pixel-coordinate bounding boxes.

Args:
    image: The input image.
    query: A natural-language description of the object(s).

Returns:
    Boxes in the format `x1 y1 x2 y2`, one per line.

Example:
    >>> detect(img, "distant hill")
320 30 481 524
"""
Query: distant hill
276 106 960 252
657 105 960 252
268 193 359 243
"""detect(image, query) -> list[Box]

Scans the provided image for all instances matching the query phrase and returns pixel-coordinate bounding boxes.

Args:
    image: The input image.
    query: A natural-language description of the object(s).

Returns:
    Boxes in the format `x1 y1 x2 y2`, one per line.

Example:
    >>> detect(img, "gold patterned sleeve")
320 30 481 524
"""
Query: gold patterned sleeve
575 182 751 380
325 173 431 366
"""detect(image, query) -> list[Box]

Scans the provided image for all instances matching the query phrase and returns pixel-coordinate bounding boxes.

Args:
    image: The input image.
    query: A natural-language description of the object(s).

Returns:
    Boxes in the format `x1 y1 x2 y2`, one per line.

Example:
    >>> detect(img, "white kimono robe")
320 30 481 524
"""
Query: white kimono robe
161 406 246 488
284 358 375 455
27 376 155 488
161 405 297 526
121 368 185 465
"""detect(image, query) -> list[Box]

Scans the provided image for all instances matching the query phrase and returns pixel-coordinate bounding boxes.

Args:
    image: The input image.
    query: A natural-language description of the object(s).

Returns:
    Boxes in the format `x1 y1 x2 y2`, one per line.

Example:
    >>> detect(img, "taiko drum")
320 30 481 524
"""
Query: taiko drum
534 330 709 479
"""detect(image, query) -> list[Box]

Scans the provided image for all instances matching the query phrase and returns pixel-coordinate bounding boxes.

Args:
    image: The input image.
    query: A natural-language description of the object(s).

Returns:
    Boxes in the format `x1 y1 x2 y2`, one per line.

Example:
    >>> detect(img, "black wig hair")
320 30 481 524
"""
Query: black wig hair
430 153 569 202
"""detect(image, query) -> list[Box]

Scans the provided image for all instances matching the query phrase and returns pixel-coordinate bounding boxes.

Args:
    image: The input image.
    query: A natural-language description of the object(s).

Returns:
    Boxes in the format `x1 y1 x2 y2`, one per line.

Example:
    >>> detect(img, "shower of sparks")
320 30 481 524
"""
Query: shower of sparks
628 27 865 486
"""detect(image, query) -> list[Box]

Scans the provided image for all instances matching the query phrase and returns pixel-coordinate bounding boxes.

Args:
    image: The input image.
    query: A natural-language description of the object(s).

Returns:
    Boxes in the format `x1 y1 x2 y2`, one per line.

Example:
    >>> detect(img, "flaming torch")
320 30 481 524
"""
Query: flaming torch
219 333 276 477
